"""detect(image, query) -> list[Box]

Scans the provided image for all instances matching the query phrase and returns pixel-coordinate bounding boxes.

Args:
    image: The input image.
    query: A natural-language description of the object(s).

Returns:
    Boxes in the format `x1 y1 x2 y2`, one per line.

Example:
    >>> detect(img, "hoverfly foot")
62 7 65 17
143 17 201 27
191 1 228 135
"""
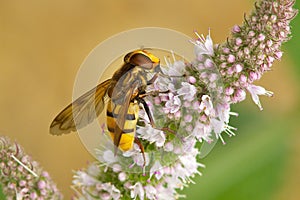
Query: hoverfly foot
150 90 169 97
168 73 186 78
158 90 170 94
159 127 176 135
134 137 147 168
139 90 170 99
159 127 184 143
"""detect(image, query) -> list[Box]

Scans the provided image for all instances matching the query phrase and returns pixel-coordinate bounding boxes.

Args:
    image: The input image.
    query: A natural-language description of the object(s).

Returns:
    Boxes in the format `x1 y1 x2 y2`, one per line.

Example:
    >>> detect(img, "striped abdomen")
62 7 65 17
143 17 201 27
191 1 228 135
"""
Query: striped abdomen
106 99 139 151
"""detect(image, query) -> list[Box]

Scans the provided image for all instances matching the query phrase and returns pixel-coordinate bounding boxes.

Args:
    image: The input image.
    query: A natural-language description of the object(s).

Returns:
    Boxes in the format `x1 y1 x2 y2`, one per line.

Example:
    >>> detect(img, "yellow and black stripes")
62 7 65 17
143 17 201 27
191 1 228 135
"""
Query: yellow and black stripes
106 99 139 151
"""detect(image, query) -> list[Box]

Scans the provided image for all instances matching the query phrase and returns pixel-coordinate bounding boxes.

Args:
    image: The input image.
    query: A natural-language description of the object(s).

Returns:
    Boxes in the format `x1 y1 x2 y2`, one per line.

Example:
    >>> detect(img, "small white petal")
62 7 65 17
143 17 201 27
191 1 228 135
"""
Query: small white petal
130 182 145 200
247 84 273 110
150 160 164 180
144 185 157 200
194 31 214 56
211 118 225 134
103 150 118 164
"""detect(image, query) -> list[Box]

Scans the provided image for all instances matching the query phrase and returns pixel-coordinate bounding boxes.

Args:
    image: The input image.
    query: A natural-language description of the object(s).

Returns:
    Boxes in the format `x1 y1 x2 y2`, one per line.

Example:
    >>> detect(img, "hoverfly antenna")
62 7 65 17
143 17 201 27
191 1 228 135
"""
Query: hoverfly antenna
140 47 153 51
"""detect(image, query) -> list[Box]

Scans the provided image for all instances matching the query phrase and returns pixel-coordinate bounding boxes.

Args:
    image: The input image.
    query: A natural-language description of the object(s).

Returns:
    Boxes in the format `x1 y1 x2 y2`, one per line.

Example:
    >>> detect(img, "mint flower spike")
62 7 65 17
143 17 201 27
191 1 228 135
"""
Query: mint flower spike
0 136 63 199
213 0 297 109
72 0 297 199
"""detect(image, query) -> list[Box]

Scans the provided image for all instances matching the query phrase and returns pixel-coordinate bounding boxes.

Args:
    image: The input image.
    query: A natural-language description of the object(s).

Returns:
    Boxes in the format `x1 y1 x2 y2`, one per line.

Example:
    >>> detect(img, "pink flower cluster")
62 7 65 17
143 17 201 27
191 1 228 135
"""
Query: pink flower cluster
214 0 297 105
0 136 63 200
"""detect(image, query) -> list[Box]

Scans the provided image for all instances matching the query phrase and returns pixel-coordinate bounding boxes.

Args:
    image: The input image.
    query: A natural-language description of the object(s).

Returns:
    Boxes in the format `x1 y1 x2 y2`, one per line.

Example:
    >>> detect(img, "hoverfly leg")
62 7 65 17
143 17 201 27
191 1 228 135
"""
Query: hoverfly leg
134 137 146 168
147 73 159 85
159 127 176 135
137 97 155 126
159 127 184 143
138 97 182 141
138 89 169 99
113 146 119 157
170 74 186 78
158 72 186 79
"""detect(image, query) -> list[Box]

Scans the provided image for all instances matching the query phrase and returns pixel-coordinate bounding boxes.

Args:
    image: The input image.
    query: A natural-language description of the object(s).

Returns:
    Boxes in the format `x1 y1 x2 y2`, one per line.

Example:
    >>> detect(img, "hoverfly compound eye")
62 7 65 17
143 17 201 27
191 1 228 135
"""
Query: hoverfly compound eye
124 50 160 69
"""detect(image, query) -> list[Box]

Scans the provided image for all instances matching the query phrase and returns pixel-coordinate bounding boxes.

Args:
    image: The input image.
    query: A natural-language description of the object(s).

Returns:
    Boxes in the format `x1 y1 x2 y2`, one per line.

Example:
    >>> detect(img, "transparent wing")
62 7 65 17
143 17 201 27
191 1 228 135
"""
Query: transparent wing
199 134 218 158
111 78 140 148
50 79 111 135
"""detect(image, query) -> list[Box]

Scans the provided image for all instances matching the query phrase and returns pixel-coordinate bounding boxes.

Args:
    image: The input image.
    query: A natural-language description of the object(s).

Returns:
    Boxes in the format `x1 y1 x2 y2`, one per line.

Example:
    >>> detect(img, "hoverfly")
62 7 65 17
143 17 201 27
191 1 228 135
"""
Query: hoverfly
50 50 168 161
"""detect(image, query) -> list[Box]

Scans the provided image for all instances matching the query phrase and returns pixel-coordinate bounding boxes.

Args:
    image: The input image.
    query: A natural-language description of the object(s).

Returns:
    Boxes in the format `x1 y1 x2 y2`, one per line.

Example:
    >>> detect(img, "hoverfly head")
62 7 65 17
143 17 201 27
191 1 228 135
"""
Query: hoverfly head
124 50 160 71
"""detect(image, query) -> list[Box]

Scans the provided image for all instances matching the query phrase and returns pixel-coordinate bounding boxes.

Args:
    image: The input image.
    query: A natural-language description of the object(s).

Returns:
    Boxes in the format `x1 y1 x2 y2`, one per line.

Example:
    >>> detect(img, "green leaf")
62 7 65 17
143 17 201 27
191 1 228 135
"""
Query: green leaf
0 184 6 200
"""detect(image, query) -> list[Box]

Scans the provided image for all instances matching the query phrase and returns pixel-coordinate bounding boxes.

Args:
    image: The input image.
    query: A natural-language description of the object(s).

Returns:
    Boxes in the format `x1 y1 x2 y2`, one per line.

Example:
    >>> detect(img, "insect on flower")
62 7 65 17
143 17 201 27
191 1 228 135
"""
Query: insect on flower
49 50 173 165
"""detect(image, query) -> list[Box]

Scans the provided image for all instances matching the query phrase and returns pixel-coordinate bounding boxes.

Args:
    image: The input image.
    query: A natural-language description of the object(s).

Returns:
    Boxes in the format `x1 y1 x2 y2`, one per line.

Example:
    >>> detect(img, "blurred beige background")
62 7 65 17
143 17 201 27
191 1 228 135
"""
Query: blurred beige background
1 0 299 199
